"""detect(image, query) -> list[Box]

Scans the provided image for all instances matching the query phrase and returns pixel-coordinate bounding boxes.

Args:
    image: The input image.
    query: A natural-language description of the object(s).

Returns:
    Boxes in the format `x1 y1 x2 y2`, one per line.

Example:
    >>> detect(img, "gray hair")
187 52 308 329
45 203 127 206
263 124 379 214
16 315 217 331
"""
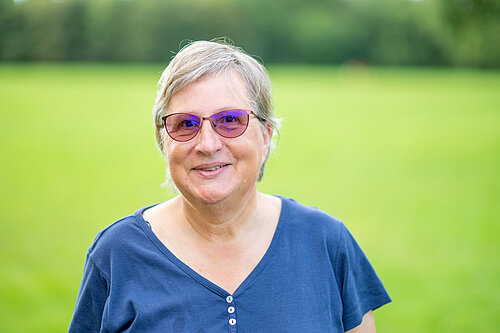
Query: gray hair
152 39 279 182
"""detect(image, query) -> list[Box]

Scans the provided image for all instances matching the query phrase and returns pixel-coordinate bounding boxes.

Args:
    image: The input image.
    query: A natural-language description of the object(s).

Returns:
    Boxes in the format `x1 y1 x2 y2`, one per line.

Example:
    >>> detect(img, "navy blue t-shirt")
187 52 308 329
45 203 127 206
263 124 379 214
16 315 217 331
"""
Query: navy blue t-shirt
69 196 391 332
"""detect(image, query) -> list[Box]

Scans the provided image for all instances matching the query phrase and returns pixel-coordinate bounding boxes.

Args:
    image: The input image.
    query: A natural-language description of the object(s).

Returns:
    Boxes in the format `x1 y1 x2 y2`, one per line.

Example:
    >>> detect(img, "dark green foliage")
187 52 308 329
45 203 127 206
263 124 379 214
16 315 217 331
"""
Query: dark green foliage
0 0 498 66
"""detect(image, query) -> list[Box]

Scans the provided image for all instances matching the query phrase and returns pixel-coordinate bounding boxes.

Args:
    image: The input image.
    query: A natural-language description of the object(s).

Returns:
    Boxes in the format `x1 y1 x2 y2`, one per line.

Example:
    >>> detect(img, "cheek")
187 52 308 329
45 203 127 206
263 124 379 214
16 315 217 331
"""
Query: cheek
165 144 187 172
242 139 265 168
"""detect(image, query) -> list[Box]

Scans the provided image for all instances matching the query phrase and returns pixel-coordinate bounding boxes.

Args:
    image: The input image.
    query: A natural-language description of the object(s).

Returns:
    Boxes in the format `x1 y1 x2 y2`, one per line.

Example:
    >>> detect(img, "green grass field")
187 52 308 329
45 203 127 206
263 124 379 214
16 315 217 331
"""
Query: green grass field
1 64 499 332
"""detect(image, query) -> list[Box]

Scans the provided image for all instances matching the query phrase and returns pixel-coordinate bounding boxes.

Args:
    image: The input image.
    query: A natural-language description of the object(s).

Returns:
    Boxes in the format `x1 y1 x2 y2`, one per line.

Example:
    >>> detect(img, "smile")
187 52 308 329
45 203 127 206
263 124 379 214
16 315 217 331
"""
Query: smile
193 163 231 172
201 165 225 171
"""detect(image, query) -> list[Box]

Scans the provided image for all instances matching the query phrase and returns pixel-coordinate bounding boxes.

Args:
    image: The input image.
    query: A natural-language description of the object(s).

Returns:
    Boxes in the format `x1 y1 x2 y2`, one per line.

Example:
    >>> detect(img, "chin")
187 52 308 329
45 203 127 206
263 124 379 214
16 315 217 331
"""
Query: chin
183 184 234 205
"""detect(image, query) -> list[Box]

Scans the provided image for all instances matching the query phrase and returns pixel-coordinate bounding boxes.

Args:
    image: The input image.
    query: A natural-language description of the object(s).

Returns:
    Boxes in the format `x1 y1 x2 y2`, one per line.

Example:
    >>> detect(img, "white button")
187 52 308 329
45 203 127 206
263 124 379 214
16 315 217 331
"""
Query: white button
226 295 233 303
229 318 236 325
228 306 235 314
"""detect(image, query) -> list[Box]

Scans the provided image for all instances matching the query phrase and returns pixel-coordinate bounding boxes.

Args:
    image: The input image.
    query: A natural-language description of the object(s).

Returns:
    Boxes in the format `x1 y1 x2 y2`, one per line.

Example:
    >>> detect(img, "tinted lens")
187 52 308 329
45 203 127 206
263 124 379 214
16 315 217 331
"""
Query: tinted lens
211 110 249 138
165 113 201 141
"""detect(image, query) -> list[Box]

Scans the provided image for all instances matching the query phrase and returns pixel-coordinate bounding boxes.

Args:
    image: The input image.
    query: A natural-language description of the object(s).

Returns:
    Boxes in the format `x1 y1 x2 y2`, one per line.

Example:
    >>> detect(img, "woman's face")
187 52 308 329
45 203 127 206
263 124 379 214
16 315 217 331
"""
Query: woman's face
164 71 271 205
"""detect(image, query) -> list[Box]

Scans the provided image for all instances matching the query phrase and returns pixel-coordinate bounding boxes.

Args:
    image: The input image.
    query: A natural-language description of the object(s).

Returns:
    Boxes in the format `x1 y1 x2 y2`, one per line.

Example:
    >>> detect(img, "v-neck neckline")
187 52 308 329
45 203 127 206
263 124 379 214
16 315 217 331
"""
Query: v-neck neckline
134 195 288 299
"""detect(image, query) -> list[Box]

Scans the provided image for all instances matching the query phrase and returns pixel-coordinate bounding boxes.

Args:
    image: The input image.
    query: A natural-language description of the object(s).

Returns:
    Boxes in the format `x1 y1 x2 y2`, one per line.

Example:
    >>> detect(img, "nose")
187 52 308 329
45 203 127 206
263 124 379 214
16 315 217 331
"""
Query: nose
194 118 223 155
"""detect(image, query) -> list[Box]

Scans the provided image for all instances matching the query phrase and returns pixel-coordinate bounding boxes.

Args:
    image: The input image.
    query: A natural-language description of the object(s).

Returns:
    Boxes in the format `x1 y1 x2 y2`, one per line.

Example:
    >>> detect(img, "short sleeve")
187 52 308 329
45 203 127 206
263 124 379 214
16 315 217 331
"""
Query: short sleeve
335 224 391 331
69 255 109 333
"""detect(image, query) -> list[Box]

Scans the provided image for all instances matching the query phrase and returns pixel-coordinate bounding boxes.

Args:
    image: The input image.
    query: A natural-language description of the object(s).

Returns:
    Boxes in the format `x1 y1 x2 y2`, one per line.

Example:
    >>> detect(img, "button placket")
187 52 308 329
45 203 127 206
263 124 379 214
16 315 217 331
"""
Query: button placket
226 295 237 333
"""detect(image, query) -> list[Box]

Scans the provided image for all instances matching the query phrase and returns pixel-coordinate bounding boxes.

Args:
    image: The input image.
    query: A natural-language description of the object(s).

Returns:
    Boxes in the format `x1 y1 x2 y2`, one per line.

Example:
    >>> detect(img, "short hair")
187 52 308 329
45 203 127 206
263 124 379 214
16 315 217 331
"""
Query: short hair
152 39 279 182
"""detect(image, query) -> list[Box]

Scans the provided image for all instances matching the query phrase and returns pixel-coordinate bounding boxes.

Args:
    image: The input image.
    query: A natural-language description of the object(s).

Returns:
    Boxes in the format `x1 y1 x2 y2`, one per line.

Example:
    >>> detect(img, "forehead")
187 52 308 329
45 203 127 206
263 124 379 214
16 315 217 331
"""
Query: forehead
167 71 251 114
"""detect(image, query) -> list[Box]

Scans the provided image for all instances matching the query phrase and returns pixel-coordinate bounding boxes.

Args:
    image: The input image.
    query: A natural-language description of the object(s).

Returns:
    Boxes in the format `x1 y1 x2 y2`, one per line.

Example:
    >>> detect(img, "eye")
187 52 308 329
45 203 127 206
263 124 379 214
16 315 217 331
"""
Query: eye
180 120 197 128
212 110 247 128
224 115 237 123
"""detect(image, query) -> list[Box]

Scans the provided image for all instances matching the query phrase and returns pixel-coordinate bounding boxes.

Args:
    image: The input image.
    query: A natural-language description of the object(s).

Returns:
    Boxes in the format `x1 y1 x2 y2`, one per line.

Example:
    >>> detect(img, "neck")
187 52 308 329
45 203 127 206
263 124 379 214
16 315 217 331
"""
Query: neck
177 190 261 243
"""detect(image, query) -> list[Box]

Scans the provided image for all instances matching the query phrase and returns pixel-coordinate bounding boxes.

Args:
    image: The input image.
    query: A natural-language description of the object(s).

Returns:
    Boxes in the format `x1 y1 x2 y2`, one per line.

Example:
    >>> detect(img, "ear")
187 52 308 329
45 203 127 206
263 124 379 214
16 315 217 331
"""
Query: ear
162 135 170 160
261 123 273 162
163 145 168 159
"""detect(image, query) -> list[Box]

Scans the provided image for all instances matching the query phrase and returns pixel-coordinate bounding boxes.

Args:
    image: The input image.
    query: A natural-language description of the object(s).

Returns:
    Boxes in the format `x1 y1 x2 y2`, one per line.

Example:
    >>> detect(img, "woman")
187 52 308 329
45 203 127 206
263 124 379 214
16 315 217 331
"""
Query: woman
69 40 391 333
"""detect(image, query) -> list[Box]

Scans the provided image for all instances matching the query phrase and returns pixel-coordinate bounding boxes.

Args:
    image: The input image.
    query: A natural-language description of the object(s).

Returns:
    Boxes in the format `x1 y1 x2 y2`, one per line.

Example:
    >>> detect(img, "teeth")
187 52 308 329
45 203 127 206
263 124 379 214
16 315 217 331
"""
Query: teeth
202 165 223 171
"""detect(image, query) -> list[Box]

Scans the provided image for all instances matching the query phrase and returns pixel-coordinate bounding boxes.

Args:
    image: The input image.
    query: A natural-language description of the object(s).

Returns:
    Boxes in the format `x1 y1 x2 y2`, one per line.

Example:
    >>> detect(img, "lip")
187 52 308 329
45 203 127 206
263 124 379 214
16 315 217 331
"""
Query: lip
192 162 231 179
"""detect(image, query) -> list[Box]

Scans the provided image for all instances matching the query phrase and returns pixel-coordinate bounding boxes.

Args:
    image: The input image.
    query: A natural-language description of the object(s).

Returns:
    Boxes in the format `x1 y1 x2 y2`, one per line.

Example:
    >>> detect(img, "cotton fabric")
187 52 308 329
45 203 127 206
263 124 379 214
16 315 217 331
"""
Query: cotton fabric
69 196 391 332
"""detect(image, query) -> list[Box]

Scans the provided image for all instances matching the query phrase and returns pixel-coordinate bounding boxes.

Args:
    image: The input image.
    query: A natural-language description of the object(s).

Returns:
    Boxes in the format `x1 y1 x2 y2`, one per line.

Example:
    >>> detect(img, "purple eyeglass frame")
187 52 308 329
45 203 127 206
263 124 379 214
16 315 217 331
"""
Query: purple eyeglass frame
162 109 257 142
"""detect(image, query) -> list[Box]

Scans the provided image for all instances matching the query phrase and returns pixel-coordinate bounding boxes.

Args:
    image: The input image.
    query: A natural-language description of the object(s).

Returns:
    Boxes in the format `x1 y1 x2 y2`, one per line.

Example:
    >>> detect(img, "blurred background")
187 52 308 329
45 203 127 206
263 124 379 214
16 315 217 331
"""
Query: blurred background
0 0 499 332
1 0 500 66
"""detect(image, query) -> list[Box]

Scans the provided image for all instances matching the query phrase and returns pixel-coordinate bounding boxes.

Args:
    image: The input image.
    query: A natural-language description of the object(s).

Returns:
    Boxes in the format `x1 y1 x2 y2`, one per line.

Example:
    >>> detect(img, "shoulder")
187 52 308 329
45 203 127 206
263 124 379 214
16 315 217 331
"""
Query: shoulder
281 196 344 231
86 204 158 269
88 215 138 255
279 196 346 246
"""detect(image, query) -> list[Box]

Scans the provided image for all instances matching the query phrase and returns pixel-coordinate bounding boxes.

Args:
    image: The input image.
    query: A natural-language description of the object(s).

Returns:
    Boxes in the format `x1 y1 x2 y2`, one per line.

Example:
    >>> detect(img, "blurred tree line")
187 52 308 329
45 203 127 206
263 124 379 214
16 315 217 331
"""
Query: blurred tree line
0 0 498 66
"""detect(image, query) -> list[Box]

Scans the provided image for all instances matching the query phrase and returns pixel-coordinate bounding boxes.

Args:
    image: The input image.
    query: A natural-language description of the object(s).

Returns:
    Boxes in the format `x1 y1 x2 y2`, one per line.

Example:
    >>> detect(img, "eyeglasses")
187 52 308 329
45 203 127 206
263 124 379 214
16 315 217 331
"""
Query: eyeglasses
162 109 255 142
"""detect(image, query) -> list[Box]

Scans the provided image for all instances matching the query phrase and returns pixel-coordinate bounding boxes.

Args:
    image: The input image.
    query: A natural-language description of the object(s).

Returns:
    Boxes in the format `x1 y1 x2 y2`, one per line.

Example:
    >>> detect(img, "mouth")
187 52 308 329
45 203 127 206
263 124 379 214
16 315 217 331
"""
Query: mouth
192 163 231 179
193 163 231 172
